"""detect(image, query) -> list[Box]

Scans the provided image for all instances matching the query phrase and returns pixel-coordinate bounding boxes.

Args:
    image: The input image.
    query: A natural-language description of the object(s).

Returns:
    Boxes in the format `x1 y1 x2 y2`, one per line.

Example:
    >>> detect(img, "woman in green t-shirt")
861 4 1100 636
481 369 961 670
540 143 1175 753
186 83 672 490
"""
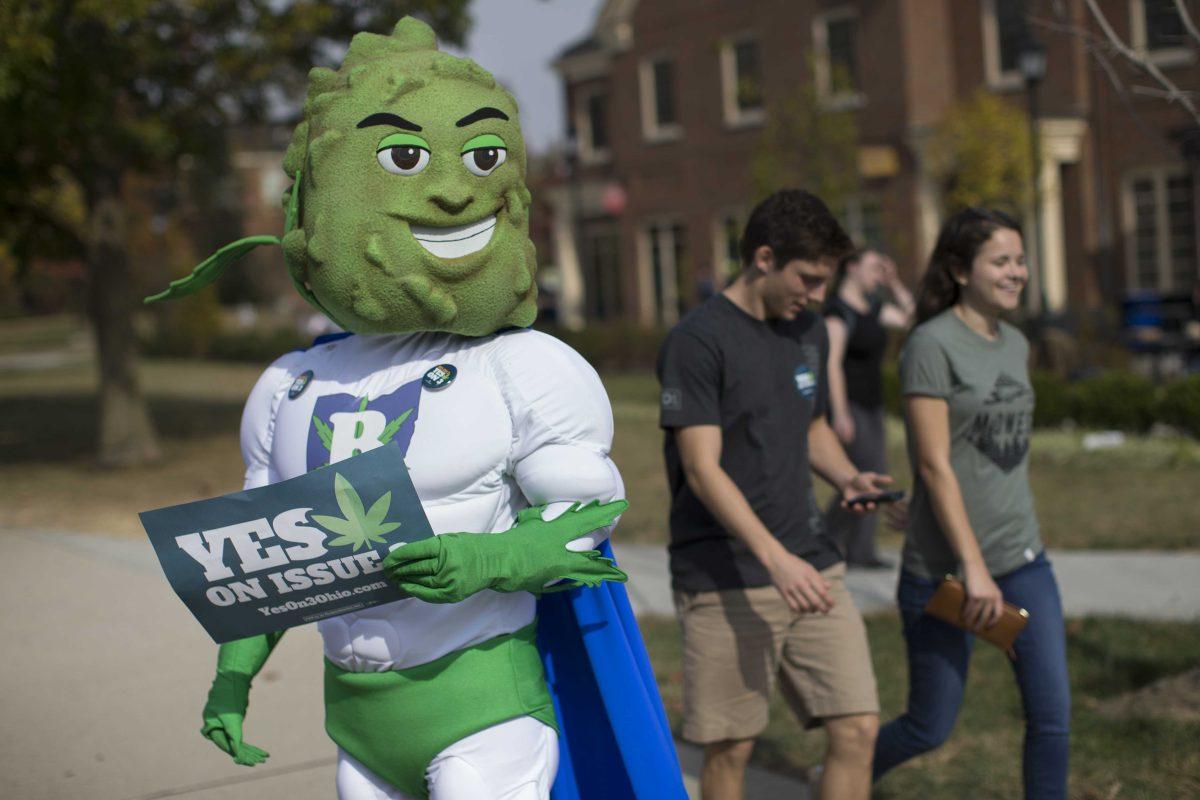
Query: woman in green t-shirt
873 209 1070 799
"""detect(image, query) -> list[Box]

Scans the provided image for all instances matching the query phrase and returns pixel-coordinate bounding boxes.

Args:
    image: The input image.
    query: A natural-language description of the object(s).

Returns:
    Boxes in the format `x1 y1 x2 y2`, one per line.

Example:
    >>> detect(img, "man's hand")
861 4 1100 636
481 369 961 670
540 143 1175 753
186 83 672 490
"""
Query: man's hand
766 549 834 614
383 500 628 603
839 472 893 514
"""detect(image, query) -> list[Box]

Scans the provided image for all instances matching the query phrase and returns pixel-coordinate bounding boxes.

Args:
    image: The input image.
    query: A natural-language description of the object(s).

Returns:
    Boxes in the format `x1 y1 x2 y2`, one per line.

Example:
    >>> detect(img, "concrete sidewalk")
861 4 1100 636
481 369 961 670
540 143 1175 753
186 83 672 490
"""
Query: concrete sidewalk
6 528 1196 799
0 531 809 800
615 543 1200 620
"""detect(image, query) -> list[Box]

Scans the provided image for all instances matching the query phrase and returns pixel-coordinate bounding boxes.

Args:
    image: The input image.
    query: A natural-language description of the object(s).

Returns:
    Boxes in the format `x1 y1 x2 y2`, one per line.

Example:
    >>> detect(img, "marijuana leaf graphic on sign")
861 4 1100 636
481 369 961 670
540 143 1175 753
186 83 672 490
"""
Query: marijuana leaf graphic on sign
312 473 402 551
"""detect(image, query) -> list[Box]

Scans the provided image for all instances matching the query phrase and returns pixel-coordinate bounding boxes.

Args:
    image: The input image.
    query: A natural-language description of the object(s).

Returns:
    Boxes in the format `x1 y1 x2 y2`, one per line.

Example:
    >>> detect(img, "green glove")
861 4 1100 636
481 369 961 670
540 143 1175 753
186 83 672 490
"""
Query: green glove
200 631 283 766
383 500 629 604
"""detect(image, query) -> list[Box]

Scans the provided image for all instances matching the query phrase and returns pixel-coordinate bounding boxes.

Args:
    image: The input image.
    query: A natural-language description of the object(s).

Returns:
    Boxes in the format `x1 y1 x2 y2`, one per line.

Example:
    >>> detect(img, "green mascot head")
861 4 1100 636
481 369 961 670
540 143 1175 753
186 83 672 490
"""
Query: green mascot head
148 17 537 337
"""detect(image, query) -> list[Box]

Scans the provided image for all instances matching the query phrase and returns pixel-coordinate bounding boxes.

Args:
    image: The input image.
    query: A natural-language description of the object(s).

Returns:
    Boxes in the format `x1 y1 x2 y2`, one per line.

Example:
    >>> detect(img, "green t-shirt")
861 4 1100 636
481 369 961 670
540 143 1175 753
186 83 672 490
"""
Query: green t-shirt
899 309 1042 579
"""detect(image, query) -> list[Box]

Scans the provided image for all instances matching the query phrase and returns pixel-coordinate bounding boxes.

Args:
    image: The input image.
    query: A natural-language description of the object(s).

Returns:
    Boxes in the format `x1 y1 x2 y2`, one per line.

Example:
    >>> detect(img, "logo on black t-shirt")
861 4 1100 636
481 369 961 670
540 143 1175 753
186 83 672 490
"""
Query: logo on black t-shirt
794 343 821 399
793 366 817 398
661 388 683 411
966 372 1032 473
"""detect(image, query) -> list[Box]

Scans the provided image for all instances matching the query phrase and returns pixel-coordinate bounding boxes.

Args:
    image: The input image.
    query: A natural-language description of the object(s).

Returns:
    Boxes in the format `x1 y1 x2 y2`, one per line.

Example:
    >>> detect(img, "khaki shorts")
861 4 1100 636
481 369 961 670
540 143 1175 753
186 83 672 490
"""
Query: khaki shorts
673 562 879 744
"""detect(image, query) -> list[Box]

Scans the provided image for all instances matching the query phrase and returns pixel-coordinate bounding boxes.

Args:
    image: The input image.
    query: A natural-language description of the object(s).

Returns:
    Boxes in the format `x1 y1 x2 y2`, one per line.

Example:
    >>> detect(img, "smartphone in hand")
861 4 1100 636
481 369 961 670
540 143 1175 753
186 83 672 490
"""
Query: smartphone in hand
845 489 907 507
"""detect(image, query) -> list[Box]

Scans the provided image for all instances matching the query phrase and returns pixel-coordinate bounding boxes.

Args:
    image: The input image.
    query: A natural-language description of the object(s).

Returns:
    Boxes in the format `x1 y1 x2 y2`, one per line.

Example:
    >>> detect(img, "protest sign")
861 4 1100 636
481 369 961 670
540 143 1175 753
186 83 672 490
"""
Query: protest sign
139 443 432 643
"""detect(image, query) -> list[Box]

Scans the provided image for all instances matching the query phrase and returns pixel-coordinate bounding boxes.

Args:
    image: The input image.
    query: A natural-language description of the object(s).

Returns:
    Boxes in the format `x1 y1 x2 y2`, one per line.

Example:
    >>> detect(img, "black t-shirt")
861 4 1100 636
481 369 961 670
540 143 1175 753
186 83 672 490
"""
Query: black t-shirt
824 295 887 409
656 294 842 592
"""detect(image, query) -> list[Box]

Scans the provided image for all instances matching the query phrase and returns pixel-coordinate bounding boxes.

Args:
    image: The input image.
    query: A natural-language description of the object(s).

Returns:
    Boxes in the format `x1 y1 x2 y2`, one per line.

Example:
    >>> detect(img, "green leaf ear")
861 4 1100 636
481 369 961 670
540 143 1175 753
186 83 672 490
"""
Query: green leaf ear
143 170 303 305
284 170 301 235
143 235 282 304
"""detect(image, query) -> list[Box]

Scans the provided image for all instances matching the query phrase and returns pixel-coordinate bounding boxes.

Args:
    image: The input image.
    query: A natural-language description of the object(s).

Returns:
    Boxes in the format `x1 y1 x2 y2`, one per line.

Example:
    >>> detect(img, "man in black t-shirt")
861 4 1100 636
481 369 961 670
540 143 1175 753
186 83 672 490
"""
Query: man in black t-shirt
657 190 889 800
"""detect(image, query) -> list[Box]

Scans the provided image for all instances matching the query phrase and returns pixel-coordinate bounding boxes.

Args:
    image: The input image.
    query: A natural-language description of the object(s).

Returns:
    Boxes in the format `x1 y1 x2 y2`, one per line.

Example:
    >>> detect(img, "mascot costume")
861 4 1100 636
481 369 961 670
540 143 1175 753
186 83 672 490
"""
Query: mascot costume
147 17 685 800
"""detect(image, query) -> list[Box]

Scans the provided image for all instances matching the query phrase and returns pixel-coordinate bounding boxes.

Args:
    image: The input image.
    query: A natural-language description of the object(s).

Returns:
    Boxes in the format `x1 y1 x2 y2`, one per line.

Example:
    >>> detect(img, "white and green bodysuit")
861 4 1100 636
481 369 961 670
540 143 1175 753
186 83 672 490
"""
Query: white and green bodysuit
145 17 639 799
240 329 623 799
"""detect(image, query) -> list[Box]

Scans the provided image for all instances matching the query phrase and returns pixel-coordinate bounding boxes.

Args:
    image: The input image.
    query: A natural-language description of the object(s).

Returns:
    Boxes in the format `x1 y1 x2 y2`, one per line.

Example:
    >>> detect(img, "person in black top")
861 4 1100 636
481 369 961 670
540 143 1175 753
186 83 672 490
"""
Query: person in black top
657 190 893 800
824 250 914 567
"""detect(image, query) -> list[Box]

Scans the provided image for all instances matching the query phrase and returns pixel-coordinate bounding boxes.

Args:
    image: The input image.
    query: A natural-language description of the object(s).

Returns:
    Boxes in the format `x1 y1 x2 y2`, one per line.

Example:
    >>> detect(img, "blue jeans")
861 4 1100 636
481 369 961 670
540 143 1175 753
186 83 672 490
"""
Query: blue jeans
873 552 1071 799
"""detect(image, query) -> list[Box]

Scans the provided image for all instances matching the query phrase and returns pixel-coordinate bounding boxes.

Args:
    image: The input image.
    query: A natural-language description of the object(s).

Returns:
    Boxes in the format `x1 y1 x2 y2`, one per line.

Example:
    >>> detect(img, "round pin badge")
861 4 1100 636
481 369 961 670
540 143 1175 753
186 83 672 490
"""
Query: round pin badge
288 370 314 400
422 363 457 390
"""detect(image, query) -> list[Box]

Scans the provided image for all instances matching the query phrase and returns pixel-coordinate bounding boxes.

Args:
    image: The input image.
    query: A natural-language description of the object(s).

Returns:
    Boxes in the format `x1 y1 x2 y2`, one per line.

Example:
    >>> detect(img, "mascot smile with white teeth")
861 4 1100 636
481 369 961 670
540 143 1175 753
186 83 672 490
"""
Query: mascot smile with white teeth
147 17 684 800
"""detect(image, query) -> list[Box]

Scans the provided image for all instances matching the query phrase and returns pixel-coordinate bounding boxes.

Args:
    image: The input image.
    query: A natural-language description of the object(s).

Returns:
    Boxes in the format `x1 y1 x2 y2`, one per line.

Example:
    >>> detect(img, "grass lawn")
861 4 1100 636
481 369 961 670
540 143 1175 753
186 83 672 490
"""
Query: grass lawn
606 372 1200 550
640 613 1200 799
0 350 1198 548
0 359 259 535
2 324 1197 795
0 312 83 355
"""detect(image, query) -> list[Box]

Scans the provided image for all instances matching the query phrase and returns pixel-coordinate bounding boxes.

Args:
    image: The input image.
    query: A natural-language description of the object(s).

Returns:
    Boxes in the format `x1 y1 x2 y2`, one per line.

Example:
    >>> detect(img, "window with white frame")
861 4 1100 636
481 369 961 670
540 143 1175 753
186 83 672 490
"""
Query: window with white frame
713 212 746 282
574 89 610 164
642 222 688 323
1125 169 1197 291
639 56 681 141
981 0 1026 90
842 195 884 250
581 225 623 320
1131 0 1193 66
814 8 864 107
720 37 765 127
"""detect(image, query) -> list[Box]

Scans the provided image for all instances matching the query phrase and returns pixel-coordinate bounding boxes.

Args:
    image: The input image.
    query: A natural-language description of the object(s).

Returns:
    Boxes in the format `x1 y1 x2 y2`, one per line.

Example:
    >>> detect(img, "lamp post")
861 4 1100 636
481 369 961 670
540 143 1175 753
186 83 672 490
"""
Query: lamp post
1018 36 1050 319
561 132 587 330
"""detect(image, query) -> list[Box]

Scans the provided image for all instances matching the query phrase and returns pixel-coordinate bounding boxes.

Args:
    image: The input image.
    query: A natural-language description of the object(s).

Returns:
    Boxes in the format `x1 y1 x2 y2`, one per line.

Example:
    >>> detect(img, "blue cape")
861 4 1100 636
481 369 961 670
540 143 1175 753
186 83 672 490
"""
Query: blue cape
537 541 688 799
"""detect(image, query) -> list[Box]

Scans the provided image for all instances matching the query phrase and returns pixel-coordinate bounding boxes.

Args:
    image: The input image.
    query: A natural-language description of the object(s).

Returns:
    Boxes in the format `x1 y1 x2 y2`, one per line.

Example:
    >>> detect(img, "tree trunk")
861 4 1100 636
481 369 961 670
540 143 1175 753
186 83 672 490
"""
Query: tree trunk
86 173 162 467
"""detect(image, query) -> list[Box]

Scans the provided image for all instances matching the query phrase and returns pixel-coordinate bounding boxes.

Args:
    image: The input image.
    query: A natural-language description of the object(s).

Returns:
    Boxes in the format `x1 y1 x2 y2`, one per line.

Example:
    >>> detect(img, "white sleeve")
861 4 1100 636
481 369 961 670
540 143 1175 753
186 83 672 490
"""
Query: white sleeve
495 331 625 550
239 352 305 490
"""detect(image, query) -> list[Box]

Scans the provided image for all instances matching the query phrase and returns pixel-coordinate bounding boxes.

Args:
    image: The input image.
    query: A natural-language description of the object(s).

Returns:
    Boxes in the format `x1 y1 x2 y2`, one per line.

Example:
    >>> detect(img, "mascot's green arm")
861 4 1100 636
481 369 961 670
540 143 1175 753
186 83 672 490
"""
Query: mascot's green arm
382 500 629 604
200 631 285 767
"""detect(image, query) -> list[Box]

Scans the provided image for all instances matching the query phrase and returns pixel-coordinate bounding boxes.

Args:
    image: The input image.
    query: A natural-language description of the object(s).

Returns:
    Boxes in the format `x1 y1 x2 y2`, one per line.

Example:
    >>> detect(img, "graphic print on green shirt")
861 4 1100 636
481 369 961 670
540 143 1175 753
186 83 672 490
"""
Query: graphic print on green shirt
965 372 1034 473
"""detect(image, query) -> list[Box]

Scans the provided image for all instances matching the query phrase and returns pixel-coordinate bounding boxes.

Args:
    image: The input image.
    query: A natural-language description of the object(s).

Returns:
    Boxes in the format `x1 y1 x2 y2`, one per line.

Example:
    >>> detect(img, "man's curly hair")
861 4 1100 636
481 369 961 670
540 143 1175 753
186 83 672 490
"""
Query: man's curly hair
739 189 854 268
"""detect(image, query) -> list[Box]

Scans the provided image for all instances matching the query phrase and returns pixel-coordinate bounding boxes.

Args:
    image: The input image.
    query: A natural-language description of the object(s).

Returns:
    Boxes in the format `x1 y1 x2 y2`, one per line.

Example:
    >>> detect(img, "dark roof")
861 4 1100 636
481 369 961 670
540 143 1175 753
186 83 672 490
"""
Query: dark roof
556 35 601 62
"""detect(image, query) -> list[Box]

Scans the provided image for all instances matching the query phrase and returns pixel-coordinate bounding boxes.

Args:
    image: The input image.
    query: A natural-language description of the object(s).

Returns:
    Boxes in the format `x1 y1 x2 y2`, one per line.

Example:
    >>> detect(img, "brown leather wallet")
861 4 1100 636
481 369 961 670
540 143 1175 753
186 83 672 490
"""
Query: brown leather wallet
923 576 1029 657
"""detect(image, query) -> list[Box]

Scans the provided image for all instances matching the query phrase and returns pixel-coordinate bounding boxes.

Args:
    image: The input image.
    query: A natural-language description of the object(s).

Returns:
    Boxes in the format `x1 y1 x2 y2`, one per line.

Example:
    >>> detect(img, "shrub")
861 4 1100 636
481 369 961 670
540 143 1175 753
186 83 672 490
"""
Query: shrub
1030 370 1073 428
881 362 902 417
1158 374 1200 438
141 321 308 363
538 322 668 371
1070 371 1158 433
142 291 222 358
206 327 310 361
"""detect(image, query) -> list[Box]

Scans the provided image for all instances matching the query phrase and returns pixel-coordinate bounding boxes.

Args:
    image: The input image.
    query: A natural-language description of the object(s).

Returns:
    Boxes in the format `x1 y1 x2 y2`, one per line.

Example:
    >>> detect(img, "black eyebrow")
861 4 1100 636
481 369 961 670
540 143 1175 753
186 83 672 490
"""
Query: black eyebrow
356 112 422 132
455 107 509 128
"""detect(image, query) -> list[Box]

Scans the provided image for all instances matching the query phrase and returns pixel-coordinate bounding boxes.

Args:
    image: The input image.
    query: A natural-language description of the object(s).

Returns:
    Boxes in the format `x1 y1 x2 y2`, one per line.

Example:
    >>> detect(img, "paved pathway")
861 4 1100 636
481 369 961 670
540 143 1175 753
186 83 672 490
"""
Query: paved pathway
614 543 1200 621
5 528 1197 799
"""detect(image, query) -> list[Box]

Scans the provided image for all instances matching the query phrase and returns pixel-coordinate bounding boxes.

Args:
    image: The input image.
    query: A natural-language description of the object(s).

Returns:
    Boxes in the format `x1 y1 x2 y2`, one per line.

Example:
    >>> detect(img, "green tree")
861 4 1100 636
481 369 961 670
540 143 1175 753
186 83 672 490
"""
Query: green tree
0 1 471 466
750 78 860 213
931 90 1032 214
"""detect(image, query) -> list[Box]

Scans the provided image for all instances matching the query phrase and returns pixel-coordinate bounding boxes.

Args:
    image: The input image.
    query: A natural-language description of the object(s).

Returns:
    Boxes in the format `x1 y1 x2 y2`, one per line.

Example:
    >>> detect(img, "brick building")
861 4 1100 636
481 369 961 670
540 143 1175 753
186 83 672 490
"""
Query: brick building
547 0 1199 329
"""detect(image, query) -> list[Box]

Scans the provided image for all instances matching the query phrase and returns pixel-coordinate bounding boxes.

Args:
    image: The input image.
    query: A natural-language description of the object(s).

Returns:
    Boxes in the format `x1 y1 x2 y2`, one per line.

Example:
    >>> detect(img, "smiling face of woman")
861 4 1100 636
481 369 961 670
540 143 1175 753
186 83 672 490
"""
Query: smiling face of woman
957 227 1028 315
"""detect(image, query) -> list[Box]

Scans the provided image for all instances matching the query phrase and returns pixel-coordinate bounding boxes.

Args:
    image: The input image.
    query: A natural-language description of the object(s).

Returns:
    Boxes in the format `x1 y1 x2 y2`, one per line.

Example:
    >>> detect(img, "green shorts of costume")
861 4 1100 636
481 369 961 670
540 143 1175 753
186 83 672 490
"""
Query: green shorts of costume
324 623 558 799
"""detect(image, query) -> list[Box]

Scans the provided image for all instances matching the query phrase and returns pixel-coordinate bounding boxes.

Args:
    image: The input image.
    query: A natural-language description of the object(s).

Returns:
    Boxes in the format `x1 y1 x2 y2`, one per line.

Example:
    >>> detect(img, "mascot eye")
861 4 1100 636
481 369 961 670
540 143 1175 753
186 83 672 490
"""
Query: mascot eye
377 145 430 175
375 132 432 176
462 147 507 176
460 133 509 177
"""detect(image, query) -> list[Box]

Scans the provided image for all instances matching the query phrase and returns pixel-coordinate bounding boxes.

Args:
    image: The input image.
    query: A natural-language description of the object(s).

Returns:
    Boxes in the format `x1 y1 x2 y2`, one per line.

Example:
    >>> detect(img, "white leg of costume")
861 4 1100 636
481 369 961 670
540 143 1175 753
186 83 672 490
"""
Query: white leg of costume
335 716 559 800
